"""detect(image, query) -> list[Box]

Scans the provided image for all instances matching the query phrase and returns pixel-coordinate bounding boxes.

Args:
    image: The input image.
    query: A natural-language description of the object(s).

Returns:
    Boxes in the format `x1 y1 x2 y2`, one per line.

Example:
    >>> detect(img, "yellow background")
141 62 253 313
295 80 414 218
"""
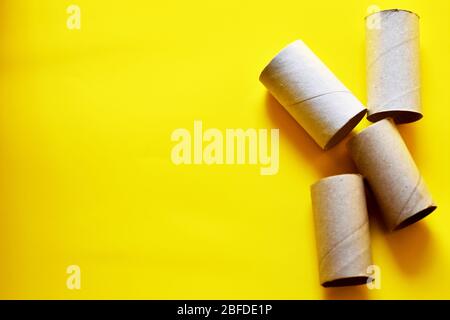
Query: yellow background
0 0 449 299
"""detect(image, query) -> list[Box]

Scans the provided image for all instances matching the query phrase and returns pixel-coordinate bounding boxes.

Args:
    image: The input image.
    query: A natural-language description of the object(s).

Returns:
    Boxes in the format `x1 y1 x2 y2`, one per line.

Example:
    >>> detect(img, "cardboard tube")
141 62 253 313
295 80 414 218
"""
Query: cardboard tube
260 40 367 150
348 119 436 231
311 174 372 287
366 9 421 123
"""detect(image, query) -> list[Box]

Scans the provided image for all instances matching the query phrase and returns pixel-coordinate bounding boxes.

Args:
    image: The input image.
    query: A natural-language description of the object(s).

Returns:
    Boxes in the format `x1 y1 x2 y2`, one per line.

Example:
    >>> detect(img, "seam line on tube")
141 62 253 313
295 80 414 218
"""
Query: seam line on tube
367 36 419 68
376 86 420 109
319 220 369 270
395 174 422 226
328 245 370 276
288 90 351 108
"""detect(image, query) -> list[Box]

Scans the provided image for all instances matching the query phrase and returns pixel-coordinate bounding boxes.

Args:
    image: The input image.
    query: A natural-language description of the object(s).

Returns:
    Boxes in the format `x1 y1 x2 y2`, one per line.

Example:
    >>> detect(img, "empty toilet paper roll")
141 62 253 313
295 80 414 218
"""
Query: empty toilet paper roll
260 40 367 150
366 9 421 123
348 119 436 231
311 174 372 287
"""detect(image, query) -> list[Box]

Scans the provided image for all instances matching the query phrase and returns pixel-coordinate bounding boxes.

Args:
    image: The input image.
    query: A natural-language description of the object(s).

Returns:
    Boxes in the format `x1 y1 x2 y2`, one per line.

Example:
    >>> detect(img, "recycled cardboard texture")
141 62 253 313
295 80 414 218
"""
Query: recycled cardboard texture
260 40 367 150
366 9 421 123
348 119 436 231
311 174 372 287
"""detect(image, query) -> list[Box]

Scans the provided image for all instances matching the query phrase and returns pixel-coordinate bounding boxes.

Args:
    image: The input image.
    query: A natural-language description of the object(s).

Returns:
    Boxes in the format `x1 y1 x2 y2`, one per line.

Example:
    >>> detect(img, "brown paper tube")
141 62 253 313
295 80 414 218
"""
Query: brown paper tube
311 174 372 287
260 40 367 150
348 119 436 231
366 9 421 123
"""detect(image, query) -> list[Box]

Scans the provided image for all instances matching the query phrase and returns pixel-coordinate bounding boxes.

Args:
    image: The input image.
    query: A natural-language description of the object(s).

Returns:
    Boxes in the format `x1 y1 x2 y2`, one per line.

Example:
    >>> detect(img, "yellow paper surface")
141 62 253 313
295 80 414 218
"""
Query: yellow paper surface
0 0 449 299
